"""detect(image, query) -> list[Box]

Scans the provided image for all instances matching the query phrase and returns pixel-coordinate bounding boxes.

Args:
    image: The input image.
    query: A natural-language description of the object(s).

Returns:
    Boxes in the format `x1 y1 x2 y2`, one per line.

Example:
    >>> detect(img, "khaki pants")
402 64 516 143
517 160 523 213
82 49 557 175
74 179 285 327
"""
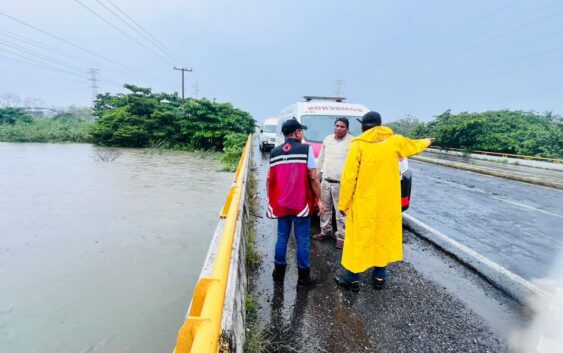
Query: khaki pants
320 180 346 240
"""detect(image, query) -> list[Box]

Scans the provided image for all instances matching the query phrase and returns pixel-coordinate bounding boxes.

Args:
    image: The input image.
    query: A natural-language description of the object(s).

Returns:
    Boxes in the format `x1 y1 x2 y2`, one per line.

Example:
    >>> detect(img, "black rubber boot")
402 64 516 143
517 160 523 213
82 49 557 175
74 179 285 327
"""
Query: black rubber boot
272 264 287 282
334 274 360 292
297 268 317 287
372 277 386 290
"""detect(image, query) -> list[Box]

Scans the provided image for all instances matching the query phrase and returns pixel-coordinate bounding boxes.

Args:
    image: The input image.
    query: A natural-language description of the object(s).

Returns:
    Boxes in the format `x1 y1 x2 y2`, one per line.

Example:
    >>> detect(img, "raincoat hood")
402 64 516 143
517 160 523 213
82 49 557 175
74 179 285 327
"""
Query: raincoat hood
352 126 394 143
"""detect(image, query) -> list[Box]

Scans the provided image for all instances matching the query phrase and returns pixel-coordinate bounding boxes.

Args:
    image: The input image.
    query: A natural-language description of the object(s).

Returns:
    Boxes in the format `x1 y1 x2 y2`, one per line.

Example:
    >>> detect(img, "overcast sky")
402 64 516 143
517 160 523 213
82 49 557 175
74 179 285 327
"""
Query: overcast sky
1 0 562 122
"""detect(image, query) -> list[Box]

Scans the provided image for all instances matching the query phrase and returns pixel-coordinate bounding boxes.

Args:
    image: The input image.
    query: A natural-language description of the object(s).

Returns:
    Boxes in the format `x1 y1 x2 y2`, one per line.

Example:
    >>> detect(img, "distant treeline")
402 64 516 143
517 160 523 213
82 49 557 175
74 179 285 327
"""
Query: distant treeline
0 84 256 169
388 110 562 158
90 84 255 169
0 106 93 143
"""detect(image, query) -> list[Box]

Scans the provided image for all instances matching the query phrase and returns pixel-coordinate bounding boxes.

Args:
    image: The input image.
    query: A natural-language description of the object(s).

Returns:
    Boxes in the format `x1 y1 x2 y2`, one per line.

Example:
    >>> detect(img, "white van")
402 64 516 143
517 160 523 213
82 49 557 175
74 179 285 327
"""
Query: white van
275 96 369 157
275 96 413 211
259 117 278 151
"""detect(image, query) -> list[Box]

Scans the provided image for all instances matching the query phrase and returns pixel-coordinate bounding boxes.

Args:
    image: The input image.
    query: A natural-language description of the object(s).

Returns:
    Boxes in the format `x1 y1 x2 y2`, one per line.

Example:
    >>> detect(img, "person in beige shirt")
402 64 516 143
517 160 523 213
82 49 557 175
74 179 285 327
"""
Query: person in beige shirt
313 117 353 248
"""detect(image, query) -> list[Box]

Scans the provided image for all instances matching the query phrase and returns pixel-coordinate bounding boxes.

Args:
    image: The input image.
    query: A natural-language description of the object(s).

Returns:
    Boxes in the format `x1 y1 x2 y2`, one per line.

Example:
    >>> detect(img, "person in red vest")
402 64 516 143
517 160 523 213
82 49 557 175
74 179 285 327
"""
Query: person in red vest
266 119 324 286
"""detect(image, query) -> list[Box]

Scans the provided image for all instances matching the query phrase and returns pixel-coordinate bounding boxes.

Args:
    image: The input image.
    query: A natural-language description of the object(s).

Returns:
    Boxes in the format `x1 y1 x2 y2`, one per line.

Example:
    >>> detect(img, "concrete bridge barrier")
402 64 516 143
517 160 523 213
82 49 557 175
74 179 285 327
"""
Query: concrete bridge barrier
174 135 252 353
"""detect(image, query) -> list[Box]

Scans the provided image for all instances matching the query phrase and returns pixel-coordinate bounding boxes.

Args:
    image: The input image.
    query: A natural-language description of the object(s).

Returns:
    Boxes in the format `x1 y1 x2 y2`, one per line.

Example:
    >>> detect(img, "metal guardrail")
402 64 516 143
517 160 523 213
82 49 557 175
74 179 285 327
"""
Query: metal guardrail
174 135 252 353
429 146 562 164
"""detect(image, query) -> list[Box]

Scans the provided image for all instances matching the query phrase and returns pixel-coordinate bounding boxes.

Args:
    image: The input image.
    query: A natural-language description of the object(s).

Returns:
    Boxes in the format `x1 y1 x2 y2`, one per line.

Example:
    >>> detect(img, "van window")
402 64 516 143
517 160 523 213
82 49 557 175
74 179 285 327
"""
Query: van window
301 115 363 142
263 125 276 133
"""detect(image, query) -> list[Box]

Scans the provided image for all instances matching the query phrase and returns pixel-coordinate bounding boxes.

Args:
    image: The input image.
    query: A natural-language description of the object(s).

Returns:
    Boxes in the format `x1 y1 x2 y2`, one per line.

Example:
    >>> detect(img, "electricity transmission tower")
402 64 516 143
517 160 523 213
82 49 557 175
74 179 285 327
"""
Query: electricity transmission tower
87 68 99 105
174 66 192 99
335 79 345 98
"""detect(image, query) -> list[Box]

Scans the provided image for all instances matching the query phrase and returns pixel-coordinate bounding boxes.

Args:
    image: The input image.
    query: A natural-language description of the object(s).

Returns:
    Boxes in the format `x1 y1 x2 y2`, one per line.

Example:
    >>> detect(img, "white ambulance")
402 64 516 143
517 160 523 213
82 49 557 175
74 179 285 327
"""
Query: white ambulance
274 96 413 211
274 96 369 157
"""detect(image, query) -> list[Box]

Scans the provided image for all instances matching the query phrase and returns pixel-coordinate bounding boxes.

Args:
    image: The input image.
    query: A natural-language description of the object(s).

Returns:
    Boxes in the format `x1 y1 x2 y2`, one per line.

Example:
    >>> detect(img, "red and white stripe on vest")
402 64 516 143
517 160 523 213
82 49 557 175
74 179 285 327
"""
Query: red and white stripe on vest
267 138 315 218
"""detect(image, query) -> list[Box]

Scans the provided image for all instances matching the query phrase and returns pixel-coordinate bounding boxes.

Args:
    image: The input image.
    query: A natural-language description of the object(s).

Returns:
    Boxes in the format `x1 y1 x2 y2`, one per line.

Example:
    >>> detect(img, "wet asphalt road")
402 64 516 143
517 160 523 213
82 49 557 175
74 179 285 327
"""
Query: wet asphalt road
251 142 523 353
407 159 563 281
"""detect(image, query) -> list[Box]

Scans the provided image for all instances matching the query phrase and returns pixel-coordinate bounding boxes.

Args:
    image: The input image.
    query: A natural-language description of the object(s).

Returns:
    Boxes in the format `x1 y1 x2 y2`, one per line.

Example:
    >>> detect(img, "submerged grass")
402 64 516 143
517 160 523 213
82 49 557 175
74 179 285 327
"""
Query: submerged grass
144 140 168 155
0 118 242 171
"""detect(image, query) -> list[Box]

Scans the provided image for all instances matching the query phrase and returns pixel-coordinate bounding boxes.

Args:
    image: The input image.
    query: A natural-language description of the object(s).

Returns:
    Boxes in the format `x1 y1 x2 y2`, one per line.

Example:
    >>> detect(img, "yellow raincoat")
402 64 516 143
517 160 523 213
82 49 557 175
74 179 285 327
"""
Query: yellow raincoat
338 126 431 273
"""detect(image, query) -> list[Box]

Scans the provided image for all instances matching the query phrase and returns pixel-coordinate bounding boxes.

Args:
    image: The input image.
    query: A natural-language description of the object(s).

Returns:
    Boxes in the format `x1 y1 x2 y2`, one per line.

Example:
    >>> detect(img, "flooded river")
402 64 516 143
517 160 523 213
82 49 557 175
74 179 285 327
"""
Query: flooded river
0 143 232 353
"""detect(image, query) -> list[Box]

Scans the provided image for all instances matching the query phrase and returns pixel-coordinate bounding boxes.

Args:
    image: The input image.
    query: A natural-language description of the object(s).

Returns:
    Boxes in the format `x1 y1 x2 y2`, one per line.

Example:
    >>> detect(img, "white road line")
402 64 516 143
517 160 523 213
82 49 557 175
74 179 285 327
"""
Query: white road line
403 213 548 299
492 196 563 219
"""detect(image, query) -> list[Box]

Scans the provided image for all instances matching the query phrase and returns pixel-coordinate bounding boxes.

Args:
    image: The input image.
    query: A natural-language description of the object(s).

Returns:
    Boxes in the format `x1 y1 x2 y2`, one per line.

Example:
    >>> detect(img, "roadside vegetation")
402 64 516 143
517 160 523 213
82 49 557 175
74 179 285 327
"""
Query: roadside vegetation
1 84 255 170
90 84 255 170
243 159 267 353
0 107 93 143
243 158 297 353
388 110 562 158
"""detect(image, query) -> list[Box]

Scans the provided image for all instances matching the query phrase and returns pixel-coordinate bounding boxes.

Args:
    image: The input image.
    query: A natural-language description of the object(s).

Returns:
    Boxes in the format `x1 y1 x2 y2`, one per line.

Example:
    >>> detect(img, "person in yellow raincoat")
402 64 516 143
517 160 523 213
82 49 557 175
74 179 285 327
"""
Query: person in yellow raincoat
334 111 433 292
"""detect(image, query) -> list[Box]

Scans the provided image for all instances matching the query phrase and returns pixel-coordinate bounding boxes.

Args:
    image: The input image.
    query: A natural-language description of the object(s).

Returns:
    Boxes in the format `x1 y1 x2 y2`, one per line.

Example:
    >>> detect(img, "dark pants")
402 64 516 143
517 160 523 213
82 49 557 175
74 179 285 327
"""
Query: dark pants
344 267 387 281
274 215 311 269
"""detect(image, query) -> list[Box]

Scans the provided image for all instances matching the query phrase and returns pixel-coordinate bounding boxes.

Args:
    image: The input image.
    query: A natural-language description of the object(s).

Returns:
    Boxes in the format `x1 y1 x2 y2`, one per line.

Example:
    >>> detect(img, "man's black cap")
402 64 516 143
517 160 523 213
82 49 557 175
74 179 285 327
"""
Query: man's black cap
282 118 307 135
357 111 382 126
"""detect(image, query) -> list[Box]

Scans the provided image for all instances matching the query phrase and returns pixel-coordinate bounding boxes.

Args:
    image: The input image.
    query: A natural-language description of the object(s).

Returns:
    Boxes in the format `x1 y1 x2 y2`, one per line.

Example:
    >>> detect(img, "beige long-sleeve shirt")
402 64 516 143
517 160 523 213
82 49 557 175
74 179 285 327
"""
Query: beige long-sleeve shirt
317 133 353 181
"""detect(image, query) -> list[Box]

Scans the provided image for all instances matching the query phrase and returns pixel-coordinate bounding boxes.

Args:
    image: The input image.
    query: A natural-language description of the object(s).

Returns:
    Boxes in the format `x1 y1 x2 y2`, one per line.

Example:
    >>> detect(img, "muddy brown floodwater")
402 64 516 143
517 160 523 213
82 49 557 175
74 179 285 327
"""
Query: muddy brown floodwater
0 143 232 353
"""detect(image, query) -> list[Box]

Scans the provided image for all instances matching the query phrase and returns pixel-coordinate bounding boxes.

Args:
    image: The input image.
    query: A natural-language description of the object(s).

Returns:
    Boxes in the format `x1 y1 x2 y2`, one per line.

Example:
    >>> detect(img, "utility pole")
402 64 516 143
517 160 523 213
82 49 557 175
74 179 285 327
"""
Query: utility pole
174 66 192 100
87 68 99 106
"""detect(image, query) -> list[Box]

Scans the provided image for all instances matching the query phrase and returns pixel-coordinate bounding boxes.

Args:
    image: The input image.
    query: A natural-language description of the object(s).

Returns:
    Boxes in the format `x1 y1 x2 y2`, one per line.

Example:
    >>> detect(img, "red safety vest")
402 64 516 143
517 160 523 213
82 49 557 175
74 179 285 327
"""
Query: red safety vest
267 139 315 218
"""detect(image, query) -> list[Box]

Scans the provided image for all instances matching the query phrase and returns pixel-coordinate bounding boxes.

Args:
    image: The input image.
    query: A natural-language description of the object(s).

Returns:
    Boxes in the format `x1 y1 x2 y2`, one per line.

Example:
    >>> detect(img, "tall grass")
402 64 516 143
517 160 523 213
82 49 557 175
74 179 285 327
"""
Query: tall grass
0 119 93 143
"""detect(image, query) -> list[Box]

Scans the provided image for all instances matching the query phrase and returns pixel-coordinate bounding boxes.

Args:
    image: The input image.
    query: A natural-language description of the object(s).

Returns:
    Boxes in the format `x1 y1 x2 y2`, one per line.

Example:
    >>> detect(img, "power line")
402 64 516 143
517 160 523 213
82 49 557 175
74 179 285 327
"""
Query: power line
104 0 211 93
0 29 96 66
105 0 187 65
102 0 211 94
386 0 563 84
0 28 144 80
396 25 563 92
398 45 563 95
402 55 563 98
187 69 213 97
102 0 208 92
74 0 176 66
96 0 183 65
0 49 87 78
0 10 175 88
0 47 122 89
0 39 83 73
193 80 200 98
374 0 563 85
95 0 173 60
0 38 122 88
353 0 521 82
0 78 89 91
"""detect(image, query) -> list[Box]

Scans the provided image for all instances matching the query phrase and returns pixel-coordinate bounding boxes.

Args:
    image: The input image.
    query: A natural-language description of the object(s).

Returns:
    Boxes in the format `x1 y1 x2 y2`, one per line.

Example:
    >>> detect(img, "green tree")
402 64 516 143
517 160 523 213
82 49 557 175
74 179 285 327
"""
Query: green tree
387 116 425 137
421 110 562 158
0 107 33 125
90 84 255 150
